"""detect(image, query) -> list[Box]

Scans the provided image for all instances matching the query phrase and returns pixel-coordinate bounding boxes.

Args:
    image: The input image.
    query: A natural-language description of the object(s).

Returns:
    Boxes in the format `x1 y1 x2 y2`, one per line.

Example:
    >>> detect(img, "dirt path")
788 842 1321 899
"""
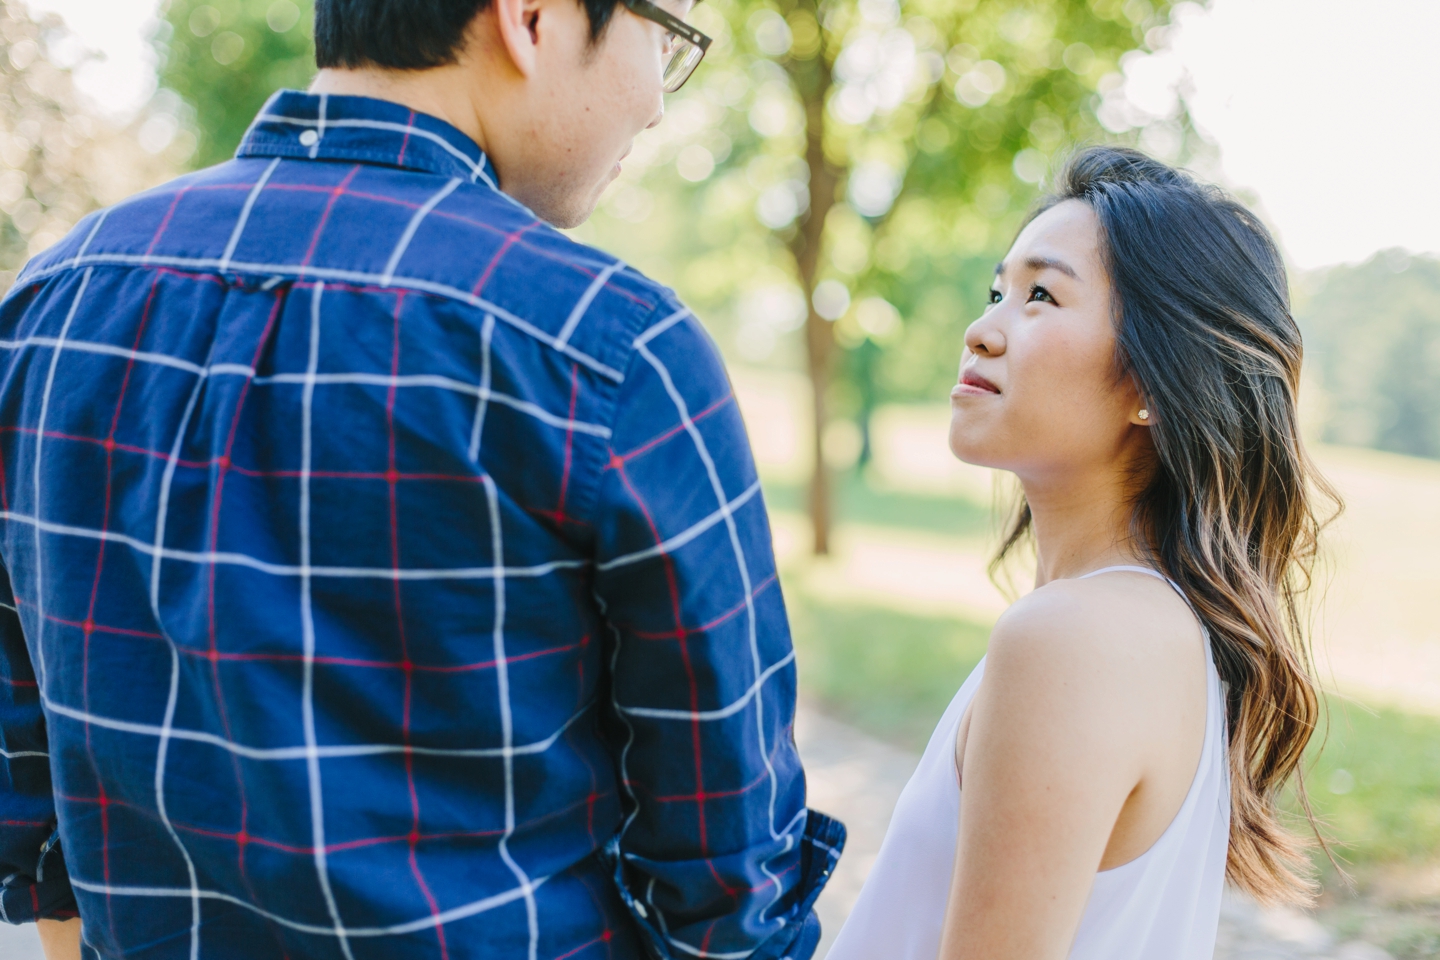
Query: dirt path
795 705 1395 959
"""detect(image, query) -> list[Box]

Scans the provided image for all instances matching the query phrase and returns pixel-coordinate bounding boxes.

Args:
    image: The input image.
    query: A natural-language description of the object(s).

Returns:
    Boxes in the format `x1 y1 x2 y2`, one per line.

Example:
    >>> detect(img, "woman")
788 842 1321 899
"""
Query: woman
827 147 1336 960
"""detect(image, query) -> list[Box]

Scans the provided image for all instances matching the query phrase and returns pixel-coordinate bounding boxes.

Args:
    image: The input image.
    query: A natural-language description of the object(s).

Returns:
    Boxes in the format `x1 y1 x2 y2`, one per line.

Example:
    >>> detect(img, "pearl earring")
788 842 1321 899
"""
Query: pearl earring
1138 409 1150 421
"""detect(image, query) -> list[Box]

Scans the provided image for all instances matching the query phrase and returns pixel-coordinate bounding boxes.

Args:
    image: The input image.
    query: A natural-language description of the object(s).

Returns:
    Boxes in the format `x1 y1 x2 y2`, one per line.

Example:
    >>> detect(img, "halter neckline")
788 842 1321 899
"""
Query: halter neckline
1077 564 1167 581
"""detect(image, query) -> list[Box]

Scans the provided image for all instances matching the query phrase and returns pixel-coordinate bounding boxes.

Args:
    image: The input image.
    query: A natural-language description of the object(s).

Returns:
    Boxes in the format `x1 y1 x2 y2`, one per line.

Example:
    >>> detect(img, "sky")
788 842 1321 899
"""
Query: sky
21 0 1440 270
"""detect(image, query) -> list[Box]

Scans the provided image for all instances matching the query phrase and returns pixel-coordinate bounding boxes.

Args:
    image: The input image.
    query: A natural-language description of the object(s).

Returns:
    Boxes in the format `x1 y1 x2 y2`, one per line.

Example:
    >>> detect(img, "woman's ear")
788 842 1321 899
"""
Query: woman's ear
1124 377 1153 427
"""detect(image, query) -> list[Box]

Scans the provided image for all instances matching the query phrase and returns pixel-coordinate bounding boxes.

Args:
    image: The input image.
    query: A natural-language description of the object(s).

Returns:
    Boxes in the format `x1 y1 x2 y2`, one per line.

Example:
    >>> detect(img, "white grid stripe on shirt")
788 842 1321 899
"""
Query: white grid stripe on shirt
309 95 327 160
30 267 90 698
381 177 463 287
220 157 281 274
592 591 643 845
299 281 357 959
469 313 496 462
257 113 497 190
0 335 251 377
67 872 551 937
148 336 216 960
668 938 752 959
69 210 109 270
633 306 694 349
554 259 623 350
15 253 625 381
0 512 591 579
649 878 761 960
41 696 594 762
5 496 773 581
258 372 613 437
485 474 541 960
616 650 795 722
0 339 613 438
596 480 761 572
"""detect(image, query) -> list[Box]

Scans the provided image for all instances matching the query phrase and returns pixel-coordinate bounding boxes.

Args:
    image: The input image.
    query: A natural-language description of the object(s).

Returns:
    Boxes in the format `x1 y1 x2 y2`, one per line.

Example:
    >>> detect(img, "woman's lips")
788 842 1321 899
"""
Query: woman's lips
952 369 1001 397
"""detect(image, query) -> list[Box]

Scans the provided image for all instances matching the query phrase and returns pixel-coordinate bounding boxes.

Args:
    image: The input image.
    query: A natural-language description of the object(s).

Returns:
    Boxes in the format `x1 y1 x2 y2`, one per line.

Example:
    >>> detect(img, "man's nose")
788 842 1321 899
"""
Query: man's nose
647 104 665 129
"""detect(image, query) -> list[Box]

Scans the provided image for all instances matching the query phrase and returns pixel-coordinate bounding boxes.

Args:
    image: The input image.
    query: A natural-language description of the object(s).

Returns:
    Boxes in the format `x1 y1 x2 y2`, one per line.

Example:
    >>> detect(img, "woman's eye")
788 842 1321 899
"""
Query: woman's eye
987 288 1002 305
1028 284 1055 304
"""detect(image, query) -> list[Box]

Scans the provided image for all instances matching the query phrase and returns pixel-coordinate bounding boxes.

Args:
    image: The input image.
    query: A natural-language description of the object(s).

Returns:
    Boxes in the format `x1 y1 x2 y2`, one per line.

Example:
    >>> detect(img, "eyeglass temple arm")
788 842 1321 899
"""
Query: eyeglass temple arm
623 0 712 51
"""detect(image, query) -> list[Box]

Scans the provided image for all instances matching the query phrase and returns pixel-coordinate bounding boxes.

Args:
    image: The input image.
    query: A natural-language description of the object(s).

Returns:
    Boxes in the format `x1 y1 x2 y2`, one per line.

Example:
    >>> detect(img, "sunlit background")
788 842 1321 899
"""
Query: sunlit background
3 0 1440 956
23 0 1440 268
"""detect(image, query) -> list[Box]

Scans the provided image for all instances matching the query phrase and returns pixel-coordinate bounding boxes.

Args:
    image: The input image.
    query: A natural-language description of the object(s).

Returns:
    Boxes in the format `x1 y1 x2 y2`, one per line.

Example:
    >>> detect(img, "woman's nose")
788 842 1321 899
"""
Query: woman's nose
964 313 1005 357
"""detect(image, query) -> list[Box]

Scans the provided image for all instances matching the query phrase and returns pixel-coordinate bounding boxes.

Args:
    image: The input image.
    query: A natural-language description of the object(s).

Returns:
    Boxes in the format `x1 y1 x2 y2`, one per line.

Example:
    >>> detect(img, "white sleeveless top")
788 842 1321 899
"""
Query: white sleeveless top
826 566 1230 960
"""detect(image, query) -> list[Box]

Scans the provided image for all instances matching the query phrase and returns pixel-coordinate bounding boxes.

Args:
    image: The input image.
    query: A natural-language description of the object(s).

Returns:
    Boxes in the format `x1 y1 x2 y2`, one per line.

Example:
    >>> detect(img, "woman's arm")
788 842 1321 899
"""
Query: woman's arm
37 918 82 960
938 586 1151 959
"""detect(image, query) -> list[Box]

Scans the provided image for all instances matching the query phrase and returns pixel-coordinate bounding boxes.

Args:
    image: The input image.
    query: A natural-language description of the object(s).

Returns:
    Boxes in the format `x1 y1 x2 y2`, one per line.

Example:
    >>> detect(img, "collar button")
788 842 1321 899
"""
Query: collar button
299 129 319 147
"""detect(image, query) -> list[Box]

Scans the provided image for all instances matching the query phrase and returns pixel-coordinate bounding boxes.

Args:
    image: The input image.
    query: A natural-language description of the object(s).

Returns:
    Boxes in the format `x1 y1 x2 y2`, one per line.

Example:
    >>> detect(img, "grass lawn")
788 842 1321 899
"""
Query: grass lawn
1303 704 1440 956
1304 701 1440 870
763 470 993 541
787 589 991 753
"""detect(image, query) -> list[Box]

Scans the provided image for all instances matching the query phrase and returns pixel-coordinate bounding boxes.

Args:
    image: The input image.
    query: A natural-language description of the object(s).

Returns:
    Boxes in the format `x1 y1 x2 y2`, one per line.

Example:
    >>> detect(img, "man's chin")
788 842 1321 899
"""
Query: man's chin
513 181 605 231
546 201 603 230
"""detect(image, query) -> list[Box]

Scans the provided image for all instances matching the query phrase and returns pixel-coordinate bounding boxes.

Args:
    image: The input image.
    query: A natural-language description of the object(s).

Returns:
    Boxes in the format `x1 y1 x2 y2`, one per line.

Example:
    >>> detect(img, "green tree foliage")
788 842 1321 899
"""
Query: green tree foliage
578 0 1204 548
150 0 1205 547
155 0 315 168
1297 251 1440 460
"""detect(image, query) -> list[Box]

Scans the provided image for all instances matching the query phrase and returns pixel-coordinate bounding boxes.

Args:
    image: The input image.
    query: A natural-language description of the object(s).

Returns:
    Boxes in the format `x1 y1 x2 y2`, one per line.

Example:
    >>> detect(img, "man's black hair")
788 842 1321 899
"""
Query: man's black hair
314 0 623 69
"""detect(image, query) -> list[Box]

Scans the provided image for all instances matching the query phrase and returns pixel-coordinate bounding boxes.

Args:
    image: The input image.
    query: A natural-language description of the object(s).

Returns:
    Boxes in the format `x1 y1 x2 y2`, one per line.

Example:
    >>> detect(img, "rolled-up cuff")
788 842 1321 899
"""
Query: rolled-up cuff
0 828 78 923
750 809 845 960
612 808 847 960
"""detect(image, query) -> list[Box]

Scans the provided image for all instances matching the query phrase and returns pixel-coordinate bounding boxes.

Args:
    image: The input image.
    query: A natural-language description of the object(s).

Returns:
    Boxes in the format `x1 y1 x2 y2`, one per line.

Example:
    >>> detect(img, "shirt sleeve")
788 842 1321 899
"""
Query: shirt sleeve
0 563 78 923
589 306 844 960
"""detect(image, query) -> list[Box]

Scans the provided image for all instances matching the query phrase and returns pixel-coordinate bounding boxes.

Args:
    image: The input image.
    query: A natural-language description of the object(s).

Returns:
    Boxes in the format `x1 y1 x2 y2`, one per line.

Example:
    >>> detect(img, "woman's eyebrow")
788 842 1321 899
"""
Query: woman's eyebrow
1027 255 1080 279
994 256 1081 281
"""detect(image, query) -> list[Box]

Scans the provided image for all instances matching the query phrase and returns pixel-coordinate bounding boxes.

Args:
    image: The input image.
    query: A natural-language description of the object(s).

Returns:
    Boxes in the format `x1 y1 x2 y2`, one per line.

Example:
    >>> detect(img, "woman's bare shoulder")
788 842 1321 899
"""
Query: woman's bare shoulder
985 571 1203 704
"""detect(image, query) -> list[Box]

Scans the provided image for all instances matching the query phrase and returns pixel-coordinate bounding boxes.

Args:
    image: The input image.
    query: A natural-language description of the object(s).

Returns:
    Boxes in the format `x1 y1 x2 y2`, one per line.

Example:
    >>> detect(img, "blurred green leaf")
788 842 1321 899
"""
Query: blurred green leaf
581 0 1204 390
1297 251 1440 460
155 0 316 168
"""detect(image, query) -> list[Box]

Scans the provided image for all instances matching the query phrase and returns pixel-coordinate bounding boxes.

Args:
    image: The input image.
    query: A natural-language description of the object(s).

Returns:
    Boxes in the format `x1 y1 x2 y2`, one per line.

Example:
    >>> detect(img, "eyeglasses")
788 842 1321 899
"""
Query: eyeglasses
619 0 712 93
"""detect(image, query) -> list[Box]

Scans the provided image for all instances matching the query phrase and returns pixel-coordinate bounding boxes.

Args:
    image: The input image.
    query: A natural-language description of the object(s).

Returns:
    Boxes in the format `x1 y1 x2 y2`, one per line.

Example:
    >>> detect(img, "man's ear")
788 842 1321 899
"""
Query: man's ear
488 0 545 78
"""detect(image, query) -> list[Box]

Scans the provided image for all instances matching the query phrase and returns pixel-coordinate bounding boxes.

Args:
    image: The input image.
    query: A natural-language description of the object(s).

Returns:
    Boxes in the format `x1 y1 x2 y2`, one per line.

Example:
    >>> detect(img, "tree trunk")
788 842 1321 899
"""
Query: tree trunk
784 4 840 555
803 305 833 554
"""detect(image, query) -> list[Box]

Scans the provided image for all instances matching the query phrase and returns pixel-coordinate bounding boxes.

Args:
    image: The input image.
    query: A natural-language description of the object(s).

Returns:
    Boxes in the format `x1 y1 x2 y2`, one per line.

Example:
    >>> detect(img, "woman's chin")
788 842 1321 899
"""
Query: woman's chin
949 411 997 463
947 431 1001 468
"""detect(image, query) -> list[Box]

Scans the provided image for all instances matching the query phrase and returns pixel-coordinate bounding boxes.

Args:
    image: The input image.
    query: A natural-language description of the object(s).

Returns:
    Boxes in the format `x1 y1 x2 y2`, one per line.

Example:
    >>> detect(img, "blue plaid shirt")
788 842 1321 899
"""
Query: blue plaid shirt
0 90 842 959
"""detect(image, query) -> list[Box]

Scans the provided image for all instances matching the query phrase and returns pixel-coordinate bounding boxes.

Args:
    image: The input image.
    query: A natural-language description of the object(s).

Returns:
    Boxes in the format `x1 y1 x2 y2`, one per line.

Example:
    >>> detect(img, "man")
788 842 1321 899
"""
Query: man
0 0 842 956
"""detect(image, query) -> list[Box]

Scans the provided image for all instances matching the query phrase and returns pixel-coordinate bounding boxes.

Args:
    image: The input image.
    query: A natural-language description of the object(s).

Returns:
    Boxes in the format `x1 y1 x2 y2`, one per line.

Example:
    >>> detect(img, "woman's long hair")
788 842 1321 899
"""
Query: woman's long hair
991 146 1340 904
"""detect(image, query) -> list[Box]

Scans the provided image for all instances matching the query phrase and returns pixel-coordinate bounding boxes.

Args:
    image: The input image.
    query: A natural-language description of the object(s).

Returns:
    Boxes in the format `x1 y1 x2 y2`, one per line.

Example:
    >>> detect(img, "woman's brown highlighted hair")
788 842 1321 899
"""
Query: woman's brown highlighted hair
992 146 1340 904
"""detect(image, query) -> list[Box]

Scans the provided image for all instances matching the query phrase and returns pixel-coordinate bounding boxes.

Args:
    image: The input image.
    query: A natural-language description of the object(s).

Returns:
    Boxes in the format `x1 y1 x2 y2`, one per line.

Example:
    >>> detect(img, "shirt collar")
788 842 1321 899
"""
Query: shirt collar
237 90 500 189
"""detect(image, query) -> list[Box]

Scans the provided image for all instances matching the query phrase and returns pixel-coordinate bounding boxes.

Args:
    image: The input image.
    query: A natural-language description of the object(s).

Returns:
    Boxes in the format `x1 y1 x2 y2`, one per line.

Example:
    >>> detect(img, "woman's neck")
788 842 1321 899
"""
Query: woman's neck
1022 466 1147 588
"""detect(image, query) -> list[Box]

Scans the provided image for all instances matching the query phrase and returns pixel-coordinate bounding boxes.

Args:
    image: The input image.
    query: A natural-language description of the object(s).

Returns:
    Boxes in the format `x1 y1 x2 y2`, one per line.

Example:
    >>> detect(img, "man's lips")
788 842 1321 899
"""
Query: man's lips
953 369 1001 396
612 145 634 180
